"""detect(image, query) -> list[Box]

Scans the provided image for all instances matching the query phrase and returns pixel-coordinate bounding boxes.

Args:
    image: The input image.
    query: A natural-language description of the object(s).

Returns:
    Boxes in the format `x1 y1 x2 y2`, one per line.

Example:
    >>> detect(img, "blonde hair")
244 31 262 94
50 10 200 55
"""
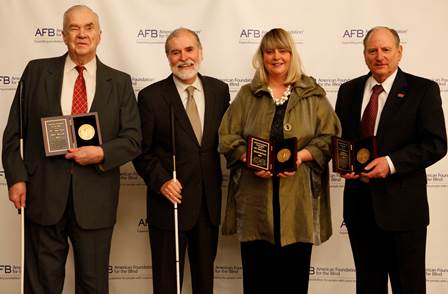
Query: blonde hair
252 28 303 85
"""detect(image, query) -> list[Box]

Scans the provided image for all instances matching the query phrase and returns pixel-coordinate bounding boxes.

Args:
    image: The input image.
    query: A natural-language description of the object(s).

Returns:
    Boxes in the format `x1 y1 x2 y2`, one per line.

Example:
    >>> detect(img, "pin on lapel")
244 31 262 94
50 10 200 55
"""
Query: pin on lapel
397 92 406 98
284 123 292 131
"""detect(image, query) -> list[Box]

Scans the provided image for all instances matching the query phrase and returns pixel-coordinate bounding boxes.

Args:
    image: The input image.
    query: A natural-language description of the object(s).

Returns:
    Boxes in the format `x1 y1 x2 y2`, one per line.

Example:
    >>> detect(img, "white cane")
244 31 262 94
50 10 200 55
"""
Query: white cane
18 79 25 294
170 105 181 294
173 176 181 294
19 140 25 294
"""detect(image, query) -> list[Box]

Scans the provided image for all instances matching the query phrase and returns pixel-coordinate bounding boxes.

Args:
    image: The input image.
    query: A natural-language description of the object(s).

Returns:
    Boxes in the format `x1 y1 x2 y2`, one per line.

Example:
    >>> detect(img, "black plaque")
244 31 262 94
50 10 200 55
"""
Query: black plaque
41 112 102 156
71 113 102 147
331 136 378 174
247 136 297 174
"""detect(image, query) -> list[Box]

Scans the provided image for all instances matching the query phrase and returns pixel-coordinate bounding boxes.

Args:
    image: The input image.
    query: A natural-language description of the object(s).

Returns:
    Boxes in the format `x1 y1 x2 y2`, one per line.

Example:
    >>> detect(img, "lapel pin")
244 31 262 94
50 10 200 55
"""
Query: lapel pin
397 92 405 98
284 123 292 132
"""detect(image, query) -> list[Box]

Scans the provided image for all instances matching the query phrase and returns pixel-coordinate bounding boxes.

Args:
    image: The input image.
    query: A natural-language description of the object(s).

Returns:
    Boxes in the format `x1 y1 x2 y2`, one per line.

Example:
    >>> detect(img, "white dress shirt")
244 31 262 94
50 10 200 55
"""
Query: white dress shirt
60 56 97 115
361 69 398 174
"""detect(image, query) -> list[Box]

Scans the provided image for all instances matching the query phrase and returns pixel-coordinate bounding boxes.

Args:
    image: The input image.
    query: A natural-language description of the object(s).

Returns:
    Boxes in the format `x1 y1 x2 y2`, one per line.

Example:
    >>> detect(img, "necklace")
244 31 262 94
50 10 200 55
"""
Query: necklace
268 84 291 106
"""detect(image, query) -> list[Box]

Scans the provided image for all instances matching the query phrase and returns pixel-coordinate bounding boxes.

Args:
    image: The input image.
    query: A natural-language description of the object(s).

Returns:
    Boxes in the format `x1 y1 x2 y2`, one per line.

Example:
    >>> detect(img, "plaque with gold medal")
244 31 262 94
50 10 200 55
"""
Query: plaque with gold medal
246 136 298 174
331 136 377 174
41 112 103 156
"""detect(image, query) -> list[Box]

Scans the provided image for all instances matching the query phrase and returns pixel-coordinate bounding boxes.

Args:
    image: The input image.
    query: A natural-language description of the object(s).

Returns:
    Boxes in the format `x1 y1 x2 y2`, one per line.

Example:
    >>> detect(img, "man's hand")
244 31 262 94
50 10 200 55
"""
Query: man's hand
65 146 104 165
361 156 390 179
340 157 390 181
9 181 26 209
341 172 361 180
160 179 183 205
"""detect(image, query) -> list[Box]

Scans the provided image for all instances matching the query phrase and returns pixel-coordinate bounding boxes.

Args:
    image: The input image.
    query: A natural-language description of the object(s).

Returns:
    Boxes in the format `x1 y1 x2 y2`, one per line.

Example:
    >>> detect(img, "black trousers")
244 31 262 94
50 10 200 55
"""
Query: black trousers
240 240 312 294
149 201 219 294
348 221 427 294
24 189 114 294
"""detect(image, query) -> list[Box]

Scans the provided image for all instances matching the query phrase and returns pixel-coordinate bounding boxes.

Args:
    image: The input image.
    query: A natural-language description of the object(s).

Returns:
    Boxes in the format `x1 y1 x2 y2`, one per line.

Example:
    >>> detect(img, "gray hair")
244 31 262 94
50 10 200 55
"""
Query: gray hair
63 5 100 32
165 27 202 54
363 26 400 50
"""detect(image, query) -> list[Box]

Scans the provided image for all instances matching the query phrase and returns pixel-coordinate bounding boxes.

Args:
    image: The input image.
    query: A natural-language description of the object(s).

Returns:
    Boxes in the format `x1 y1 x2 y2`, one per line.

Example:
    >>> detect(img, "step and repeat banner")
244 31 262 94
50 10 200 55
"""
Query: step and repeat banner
1 0 448 293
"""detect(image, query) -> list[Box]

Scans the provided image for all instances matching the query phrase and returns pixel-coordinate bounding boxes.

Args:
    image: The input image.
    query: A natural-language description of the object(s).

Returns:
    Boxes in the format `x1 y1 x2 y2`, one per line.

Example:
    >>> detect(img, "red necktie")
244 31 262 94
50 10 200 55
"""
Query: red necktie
360 84 383 138
71 65 88 114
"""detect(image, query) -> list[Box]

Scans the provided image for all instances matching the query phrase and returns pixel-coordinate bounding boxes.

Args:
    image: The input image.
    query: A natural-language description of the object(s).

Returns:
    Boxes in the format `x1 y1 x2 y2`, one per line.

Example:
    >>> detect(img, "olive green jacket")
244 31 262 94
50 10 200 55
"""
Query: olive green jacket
219 74 341 246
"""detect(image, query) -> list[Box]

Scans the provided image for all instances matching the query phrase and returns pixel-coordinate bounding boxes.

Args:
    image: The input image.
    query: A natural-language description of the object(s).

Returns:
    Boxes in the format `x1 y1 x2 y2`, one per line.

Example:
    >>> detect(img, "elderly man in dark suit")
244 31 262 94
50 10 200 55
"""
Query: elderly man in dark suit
2 5 141 293
336 26 447 294
133 28 230 294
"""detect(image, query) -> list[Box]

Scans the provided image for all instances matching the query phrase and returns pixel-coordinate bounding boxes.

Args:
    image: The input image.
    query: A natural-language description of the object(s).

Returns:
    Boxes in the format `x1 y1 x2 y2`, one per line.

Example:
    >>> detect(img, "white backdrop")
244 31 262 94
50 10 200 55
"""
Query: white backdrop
1 0 448 293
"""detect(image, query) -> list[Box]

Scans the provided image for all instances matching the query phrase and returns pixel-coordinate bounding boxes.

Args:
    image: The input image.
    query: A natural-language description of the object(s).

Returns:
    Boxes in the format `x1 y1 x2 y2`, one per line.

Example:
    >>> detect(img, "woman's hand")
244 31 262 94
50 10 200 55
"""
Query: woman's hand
254 170 273 178
277 171 295 178
240 152 247 163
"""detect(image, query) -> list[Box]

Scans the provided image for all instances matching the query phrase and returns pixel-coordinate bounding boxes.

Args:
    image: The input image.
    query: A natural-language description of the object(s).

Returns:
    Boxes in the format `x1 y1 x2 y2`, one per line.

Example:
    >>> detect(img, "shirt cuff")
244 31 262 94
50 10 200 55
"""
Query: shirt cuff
386 156 396 174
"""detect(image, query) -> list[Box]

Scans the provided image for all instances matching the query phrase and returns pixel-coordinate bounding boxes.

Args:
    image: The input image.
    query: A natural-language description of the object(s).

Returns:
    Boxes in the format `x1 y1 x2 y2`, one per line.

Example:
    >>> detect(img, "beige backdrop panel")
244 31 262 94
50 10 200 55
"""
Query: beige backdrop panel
1 0 447 293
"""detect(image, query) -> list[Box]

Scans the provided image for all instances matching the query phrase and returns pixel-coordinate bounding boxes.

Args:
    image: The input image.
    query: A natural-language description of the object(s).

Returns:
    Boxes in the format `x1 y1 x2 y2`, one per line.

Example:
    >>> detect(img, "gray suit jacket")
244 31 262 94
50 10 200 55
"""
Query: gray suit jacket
2 54 142 229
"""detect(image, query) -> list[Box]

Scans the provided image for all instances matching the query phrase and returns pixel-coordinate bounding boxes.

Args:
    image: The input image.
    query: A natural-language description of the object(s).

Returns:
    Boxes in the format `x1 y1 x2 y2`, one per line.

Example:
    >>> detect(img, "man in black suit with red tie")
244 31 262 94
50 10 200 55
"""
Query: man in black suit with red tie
2 5 142 294
133 28 230 294
336 26 447 294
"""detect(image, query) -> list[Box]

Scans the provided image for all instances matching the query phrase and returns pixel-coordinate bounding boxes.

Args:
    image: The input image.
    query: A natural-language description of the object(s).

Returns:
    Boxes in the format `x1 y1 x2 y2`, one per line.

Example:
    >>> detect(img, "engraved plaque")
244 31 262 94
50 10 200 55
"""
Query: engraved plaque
41 112 102 156
247 136 297 174
332 136 377 174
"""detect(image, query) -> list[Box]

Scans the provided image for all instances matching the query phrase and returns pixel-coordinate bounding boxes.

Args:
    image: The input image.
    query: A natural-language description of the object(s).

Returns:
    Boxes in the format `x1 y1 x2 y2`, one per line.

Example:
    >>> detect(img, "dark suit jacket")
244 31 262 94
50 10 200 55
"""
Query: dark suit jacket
336 68 447 231
2 54 142 229
133 74 230 231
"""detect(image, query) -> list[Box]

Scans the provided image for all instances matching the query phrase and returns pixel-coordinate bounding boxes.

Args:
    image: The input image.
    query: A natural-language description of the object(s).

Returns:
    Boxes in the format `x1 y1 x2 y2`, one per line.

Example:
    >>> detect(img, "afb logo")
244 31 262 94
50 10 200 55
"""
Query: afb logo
239 28 267 44
341 29 368 44
136 28 201 44
137 29 159 38
137 218 148 233
34 27 63 43
341 28 408 44
239 28 304 44
339 220 348 234
0 75 21 91
0 264 21 279
0 75 12 85
0 170 6 186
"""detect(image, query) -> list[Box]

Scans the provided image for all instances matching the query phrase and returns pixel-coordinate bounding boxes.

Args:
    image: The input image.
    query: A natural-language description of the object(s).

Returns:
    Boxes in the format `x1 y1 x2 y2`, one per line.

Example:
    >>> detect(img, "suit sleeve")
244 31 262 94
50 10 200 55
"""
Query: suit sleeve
100 74 142 171
132 90 171 192
389 81 447 174
2 63 31 188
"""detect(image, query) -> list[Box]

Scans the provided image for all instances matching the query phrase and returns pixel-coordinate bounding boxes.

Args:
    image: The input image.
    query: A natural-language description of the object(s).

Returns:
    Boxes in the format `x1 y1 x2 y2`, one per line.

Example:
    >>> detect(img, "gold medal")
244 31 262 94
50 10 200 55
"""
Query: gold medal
356 148 370 164
78 124 95 141
277 148 291 163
